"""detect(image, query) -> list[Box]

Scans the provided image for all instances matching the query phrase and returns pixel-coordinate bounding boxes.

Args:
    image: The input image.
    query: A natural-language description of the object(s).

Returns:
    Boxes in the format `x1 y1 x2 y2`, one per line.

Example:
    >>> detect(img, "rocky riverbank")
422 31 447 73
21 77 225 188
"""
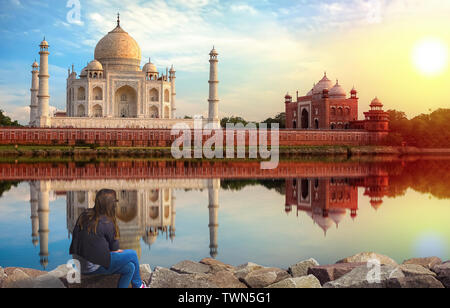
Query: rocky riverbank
1 253 449 288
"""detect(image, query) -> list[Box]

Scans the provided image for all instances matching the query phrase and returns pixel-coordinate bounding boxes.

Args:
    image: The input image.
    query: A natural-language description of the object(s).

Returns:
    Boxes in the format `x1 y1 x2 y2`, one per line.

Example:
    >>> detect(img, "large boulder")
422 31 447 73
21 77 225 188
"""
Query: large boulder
64 274 121 288
288 258 319 278
199 258 236 273
336 252 398 266
386 275 444 288
149 267 217 288
234 262 265 281
267 275 322 289
402 257 442 269
307 263 366 285
432 261 450 288
398 264 437 277
31 274 66 288
0 267 5 287
140 264 152 284
171 260 211 275
241 267 290 288
205 270 247 288
2 269 34 288
323 265 404 288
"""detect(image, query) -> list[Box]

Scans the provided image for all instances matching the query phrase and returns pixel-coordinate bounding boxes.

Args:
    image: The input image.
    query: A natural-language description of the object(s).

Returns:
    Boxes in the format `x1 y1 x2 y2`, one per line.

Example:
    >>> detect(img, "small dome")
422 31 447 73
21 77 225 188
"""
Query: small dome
210 46 218 56
80 66 88 77
370 97 383 107
87 59 103 71
40 39 49 47
329 80 346 98
32 61 39 68
313 73 333 95
351 87 357 94
285 93 292 99
143 59 157 73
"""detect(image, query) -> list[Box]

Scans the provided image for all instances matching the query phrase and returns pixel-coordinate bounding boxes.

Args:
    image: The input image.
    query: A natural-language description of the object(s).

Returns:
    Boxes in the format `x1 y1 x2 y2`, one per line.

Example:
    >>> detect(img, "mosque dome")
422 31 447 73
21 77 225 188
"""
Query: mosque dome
87 59 103 71
313 73 333 95
94 17 142 71
40 39 49 47
143 59 157 73
79 66 88 77
32 61 39 68
329 80 346 98
370 97 383 107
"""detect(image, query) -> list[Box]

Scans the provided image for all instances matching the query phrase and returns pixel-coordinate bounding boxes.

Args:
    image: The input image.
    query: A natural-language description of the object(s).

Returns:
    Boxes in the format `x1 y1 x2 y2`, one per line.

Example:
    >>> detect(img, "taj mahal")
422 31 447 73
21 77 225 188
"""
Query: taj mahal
29 15 220 129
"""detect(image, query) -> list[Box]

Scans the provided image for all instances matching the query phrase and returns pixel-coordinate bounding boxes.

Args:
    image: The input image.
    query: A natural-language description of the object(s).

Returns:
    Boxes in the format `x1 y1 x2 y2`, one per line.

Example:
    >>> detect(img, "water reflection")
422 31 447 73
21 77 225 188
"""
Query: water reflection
28 178 220 268
1 159 449 269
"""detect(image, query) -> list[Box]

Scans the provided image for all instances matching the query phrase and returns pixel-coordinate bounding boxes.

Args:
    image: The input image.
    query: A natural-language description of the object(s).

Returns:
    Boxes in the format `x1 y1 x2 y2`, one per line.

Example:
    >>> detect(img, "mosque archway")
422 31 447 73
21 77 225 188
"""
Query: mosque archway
93 87 103 100
77 104 85 117
93 104 103 117
150 88 159 102
116 190 138 223
164 89 170 102
301 109 309 129
164 106 170 119
115 85 138 118
149 106 159 118
77 87 86 101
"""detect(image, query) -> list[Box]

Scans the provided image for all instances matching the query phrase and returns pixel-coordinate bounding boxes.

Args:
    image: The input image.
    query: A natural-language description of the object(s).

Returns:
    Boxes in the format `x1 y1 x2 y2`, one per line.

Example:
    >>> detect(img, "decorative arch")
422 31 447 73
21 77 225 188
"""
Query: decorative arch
116 191 138 223
149 206 159 220
164 89 170 102
77 104 85 117
93 87 103 100
93 104 102 117
164 105 170 119
149 105 159 118
149 88 159 102
314 119 319 129
77 87 86 100
115 85 138 118
301 109 309 129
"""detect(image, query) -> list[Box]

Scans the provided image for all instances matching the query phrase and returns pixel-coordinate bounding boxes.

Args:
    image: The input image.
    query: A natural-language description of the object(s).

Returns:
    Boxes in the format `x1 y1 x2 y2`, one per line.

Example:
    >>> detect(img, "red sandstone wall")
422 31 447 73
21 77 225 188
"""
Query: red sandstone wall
0 128 387 147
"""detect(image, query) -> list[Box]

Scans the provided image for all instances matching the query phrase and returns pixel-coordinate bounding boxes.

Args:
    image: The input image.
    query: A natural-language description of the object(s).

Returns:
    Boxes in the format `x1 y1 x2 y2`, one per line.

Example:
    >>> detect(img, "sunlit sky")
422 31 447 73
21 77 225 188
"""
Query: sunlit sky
0 0 449 124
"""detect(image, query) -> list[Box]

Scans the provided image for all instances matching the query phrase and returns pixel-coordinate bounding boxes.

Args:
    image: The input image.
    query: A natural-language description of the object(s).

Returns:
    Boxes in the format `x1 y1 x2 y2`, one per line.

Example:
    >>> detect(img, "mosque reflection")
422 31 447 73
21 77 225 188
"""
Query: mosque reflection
285 174 389 235
26 173 391 269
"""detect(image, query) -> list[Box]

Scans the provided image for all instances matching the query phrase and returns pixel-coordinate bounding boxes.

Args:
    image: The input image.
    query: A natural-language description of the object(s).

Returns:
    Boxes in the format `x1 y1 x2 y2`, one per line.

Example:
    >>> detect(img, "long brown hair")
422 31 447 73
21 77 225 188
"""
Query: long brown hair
78 189 120 239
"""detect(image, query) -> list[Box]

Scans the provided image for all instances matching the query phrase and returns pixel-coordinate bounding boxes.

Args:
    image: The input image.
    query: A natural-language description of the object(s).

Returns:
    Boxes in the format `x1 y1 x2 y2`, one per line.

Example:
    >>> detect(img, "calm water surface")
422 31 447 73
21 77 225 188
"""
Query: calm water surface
0 158 449 271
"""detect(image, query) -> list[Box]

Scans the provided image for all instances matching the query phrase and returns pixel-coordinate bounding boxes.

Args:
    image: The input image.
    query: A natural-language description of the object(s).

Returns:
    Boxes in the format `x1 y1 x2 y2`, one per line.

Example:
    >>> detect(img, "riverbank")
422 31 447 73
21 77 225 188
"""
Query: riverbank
1 145 450 160
1 252 448 288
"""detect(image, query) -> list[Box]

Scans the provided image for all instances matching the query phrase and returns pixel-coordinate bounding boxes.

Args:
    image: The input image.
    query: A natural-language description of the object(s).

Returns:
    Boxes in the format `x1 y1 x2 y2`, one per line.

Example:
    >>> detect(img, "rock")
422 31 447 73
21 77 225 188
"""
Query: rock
32 274 66 288
2 269 34 288
336 252 398 266
241 267 290 288
140 264 152 283
386 275 444 288
307 263 366 285
234 262 264 281
398 264 437 277
0 267 5 287
149 267 217 288
432 261 450 288
200 258 236 273
48 264 71 279
4 267 47 279
205 270 247 288
267 275 322 289
171 260 211 275
65 274 121 288
402 257 442 269
323 265 405 288
288 258 319 278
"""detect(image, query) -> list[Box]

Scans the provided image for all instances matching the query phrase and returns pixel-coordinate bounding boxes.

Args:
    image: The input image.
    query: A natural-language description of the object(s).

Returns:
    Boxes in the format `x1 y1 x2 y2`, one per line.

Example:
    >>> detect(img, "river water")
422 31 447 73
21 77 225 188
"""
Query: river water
0 158 449 270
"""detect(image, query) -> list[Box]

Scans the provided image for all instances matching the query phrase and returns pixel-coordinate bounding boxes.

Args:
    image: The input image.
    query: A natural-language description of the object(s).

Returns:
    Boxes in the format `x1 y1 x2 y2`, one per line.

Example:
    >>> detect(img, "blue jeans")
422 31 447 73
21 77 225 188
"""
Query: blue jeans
89 250 142 288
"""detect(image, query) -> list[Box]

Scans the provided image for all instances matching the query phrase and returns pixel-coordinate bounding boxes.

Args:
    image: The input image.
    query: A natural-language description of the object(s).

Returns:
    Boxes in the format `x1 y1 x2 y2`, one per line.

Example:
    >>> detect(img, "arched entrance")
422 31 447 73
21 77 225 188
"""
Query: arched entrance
149 106 159 118
314 119 319 129
77 104 85 117
115 85 138 118
93 104 102 117
301 109 309 129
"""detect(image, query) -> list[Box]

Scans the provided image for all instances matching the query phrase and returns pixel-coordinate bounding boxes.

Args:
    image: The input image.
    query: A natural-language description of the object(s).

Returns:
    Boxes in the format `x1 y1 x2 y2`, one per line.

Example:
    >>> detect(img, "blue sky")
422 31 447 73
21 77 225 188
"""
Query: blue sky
0 0 449 124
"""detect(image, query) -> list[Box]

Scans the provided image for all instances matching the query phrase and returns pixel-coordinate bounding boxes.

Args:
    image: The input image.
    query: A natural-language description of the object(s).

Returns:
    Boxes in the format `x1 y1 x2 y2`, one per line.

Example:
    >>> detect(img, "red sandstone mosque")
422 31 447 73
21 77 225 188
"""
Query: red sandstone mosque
284 73 389 133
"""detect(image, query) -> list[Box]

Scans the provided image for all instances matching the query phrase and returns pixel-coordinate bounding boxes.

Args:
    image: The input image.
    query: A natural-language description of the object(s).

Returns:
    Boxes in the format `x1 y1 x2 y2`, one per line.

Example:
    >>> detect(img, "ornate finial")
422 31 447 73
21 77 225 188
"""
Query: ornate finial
117 12 120 26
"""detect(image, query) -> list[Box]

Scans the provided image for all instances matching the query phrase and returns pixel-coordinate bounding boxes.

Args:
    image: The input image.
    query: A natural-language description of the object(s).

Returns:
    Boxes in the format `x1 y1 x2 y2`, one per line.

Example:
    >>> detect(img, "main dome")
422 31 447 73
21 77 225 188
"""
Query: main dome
94 21 142 71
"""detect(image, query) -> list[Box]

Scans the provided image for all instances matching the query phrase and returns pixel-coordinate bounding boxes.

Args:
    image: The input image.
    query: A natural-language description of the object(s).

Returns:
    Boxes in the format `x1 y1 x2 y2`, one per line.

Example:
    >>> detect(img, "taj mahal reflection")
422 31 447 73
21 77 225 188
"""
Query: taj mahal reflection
28 179 220 269
27 174 389 269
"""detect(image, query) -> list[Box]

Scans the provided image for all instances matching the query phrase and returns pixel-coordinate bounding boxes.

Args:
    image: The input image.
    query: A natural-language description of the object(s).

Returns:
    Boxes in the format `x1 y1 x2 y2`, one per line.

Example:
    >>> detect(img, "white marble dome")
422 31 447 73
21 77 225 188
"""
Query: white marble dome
329 80 346 98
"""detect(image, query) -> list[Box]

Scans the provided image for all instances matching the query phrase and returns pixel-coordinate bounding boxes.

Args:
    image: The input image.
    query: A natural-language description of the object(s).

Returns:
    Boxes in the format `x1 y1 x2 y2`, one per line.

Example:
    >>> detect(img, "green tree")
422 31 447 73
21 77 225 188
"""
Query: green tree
0 110 21 127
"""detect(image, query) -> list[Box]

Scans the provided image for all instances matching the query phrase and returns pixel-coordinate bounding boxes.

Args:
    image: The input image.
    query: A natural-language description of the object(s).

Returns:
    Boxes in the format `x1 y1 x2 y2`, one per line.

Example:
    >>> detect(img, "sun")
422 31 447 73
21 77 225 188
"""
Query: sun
412 38 448 76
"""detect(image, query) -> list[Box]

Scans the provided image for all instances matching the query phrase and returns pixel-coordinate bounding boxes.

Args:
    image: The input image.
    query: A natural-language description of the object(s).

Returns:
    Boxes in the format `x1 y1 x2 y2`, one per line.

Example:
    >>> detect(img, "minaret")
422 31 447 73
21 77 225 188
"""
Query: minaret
208 179 220 258
208 47 219 126
30 181 39 247
29 61 39 127
169 194 176 242
169 65 176 119
37 38 50 127
38 181 50 269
